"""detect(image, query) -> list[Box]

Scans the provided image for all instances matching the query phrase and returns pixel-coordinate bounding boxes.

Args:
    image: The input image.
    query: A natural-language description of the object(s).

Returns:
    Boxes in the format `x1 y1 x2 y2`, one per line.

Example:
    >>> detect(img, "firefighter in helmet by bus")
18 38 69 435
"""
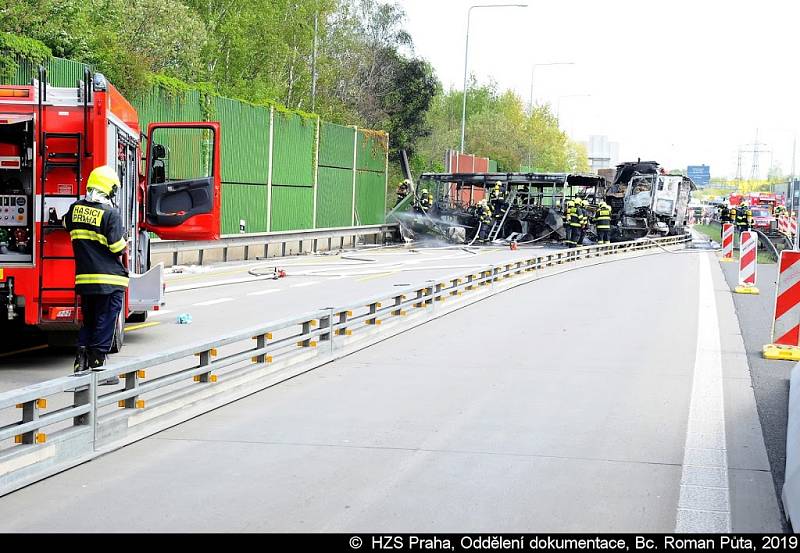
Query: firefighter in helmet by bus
416 188 433 214
475 199 493 241
64 165 127 384
396 179 411 206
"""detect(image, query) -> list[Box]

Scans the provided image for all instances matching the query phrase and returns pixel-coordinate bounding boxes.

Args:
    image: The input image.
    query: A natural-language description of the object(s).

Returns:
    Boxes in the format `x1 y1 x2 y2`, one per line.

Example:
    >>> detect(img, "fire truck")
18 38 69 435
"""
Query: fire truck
0 67 221 350
729 192 785 234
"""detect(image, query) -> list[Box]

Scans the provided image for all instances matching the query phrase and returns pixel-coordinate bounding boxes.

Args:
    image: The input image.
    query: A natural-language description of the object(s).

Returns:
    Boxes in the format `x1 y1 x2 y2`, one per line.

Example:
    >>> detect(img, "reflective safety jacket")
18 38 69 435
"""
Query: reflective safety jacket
477 205 493 225
567 204 582 227
64 199 129 294
594 206 612 229
580 208 589 229
735 207 752 228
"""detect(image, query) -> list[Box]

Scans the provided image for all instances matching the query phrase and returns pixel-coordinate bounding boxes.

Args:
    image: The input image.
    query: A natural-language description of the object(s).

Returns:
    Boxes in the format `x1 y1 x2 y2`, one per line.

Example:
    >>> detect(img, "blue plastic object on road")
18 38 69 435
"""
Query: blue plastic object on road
177 313 193 325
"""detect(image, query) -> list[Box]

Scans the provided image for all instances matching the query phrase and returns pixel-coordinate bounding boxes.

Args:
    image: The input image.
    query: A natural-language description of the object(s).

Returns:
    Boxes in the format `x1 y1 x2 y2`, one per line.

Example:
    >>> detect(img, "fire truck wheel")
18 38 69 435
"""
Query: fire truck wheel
109 311 125 353
126 311 148 323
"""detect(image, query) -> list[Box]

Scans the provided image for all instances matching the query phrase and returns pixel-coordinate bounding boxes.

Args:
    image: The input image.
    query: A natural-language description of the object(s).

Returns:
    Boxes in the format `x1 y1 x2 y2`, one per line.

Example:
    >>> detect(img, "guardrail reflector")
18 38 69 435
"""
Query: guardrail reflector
366 319 382 325
336 329 352 336
36 399 46 409
36 434 46 444
136 400 145 409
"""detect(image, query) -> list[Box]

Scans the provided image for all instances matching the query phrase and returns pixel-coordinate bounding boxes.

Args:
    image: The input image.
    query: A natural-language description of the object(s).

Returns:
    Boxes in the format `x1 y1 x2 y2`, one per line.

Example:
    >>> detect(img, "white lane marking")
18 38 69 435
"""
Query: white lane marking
675 253 731 533
193 297 234 307
247 289 280 296
290 281 318 288
148 309 173 318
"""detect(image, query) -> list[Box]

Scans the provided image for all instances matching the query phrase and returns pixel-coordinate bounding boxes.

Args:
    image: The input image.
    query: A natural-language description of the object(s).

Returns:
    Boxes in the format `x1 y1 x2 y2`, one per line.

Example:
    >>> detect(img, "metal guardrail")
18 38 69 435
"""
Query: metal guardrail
0 233 690 496
151 224 399 266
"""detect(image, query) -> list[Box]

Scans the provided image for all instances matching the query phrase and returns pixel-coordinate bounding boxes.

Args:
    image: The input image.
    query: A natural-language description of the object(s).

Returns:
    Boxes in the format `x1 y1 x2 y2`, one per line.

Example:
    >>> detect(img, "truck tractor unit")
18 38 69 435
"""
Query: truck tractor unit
0 67 221 350
605 160 695 241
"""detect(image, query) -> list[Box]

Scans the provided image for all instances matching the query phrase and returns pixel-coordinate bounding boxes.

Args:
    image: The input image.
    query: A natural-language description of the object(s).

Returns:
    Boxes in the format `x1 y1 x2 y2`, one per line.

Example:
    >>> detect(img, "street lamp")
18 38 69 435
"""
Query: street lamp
529 62 574 113
556 93 591 119
460 3 528 153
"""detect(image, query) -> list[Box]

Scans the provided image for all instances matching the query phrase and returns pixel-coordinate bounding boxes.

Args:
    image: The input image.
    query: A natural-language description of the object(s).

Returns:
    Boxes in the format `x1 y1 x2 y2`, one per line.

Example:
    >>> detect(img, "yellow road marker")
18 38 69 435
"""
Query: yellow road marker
356 271 398 282
0 344 48 358
125 321 162 332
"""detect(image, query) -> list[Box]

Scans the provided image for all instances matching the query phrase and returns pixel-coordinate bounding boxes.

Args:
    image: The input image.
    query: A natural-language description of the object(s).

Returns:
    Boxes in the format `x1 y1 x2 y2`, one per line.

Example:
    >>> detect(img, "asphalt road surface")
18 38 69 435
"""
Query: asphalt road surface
0 249 785 532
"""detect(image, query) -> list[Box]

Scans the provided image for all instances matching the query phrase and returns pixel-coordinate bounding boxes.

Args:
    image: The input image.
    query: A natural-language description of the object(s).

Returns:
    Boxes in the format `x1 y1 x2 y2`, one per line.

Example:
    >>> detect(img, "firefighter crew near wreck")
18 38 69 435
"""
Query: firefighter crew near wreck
65 165 128 379
594 201 612 244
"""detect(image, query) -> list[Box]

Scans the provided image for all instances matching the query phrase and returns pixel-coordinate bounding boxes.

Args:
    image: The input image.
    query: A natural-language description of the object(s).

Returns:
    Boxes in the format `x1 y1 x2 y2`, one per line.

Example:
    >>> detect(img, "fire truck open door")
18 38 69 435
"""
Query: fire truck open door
143 122 221 240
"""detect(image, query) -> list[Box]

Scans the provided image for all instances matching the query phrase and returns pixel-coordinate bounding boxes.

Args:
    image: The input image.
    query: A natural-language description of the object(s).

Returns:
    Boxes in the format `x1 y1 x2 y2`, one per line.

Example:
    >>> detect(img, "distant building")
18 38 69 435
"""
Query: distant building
686 165 711 187
584 135 619 172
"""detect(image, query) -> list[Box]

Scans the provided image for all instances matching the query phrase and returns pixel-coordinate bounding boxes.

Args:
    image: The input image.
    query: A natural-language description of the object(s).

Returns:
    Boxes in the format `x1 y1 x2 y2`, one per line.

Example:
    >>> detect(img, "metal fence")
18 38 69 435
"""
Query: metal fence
0 234 691 496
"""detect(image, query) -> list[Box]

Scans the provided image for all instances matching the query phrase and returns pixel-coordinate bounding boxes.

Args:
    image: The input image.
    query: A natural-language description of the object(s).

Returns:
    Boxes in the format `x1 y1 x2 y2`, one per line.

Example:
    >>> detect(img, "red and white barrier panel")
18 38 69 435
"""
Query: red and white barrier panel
721 223 735 261
764 250 800 360
779 215 798 238
734 231 758 294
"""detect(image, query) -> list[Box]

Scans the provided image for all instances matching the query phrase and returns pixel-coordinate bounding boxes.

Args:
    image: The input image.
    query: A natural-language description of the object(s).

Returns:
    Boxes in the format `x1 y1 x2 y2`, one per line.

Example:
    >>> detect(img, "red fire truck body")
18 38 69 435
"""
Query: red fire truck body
0 69 220 349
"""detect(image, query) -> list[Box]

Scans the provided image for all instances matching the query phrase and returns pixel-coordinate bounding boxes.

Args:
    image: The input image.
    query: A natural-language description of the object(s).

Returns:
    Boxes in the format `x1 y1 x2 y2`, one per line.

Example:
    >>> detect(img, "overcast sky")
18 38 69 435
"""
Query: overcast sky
400 0 799 179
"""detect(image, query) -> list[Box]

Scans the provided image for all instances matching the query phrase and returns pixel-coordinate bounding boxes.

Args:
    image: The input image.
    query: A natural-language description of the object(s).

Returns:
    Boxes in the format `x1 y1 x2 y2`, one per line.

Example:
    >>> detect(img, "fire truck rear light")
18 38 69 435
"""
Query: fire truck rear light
0 159 20 168
0 88 30 98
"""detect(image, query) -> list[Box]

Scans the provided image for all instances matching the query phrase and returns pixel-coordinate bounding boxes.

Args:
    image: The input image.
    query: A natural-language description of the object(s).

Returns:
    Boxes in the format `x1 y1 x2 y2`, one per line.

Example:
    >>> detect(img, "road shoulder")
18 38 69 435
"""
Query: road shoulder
710 253 785 531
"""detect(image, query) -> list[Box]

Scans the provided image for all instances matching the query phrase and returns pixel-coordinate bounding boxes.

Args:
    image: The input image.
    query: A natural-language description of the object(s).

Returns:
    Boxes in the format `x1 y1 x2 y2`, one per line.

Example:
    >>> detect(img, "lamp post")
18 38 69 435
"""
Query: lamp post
529 62 574 113
460 3 528 153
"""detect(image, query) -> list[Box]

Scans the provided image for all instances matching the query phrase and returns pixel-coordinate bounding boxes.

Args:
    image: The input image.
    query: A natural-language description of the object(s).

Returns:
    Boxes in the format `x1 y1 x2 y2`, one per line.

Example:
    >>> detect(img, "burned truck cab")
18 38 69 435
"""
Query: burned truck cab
606 160 695 241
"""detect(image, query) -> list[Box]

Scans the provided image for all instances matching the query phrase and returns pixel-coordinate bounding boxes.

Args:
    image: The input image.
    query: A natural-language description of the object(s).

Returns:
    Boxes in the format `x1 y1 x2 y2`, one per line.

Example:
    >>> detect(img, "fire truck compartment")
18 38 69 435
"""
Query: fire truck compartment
0 114 34 264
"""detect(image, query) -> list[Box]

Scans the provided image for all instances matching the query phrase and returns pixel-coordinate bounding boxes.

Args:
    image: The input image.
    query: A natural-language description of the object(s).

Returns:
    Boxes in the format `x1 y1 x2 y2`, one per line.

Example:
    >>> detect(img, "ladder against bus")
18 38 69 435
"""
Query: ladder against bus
487 188 517 242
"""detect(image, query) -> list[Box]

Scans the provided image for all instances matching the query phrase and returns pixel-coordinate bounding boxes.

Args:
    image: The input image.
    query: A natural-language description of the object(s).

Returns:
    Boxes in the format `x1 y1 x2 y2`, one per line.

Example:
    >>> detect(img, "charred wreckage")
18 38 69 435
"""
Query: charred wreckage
389 160 695 246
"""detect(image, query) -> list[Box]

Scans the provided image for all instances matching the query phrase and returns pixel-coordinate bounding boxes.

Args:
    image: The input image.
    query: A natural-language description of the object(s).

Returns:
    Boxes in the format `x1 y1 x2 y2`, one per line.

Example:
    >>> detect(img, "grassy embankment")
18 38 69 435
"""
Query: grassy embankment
693 223 775 264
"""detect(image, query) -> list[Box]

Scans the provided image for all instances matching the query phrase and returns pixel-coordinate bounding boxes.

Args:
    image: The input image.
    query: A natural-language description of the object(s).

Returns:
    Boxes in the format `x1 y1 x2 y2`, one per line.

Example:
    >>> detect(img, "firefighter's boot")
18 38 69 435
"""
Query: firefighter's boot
73 346 89 375
88 349 119 386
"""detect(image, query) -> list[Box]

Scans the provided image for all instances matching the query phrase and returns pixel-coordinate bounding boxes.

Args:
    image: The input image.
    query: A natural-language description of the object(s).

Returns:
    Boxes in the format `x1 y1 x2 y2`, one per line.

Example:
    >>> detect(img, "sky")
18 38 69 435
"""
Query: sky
399 0 800 179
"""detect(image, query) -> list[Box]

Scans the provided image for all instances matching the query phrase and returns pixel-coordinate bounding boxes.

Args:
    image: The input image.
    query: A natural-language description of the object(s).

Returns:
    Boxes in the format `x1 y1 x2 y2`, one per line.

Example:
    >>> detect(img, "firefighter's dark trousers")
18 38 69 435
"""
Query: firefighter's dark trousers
597 228 610 243
78 290 124 353
565 225 580 245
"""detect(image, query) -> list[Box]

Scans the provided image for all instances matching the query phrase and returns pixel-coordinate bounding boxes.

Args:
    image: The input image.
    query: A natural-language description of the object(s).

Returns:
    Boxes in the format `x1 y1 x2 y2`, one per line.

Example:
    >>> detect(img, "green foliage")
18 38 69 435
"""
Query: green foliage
0 32 50 81
414 81 589 173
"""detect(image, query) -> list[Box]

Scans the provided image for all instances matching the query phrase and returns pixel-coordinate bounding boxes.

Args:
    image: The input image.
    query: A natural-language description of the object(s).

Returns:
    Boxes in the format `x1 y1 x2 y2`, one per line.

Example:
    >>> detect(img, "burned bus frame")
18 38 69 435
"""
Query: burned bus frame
416 172 606 241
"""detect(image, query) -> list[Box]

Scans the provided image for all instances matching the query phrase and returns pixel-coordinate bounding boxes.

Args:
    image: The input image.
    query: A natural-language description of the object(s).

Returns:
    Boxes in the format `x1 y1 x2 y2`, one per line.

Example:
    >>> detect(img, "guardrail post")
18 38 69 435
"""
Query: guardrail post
434 282 445 304
392 295 407 316
16 398 46 444
335 310 352 338
298 320 318 348
251 333 273 364
121 368 146 409
193 349 218 384
450 278 463 297
172 251 178 266
74 381 92 427
366 302 382 325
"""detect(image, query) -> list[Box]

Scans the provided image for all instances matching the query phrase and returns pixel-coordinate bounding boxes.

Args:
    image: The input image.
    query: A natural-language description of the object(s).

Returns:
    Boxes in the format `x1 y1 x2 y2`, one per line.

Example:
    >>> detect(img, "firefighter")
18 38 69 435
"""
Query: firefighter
565 198 581 247
416 188 433 214
475 199 493 240
736 200 752 233
577 198 589 246
719 203 731 224
595 201 612 244
65 165 128 381
490 182 508 222
396 179 410 205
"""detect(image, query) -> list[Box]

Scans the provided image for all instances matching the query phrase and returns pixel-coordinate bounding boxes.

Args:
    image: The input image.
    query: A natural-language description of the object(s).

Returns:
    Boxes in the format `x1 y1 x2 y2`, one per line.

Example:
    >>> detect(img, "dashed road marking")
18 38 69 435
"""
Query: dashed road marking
290 281 318 288
247 289 280 296
356 271 398 282
193 297 235 307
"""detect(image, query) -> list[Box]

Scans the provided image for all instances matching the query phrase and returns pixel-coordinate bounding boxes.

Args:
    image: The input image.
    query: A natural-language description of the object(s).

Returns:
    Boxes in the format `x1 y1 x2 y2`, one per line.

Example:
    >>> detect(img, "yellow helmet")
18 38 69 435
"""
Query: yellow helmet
86 165 120 196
